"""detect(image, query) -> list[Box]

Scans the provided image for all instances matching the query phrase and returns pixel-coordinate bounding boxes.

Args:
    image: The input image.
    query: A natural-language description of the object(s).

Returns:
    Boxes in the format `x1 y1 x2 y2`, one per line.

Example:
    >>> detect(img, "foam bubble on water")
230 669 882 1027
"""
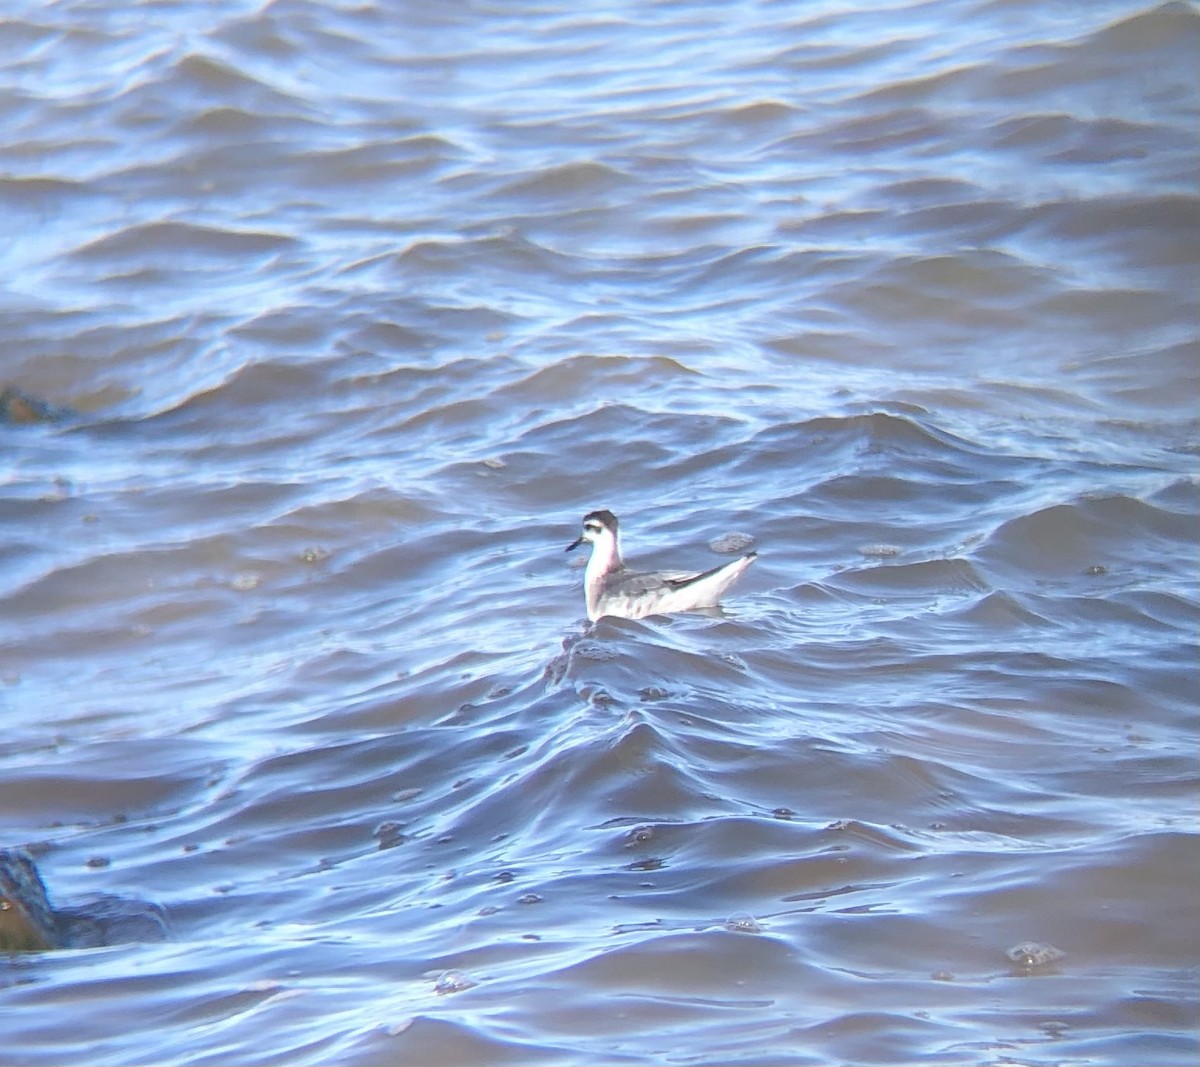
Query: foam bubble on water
859 543 902 557
625 824 655 846
709 532 756 554
1006 941 1065 968
434 970 477 995
373 821 406 849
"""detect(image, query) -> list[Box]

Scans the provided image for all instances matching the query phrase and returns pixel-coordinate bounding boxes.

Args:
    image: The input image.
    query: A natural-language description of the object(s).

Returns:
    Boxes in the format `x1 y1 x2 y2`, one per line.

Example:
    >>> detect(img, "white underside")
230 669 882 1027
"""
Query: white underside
586 555 755 621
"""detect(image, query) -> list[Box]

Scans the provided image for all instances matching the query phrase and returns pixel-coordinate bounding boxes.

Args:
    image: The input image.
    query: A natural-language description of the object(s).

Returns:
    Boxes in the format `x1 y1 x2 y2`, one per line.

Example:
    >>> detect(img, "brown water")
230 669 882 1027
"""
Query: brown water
1 0 1197 1064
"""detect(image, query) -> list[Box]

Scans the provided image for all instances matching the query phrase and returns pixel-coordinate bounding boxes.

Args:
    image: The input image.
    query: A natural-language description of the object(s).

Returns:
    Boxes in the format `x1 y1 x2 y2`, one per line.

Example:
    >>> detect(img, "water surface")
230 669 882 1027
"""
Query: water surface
1 1 1197 1064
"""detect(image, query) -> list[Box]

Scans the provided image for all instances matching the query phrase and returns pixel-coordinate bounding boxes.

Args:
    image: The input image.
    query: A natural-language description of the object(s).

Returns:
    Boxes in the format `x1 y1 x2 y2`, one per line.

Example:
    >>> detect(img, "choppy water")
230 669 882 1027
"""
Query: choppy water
2 0 1198 1063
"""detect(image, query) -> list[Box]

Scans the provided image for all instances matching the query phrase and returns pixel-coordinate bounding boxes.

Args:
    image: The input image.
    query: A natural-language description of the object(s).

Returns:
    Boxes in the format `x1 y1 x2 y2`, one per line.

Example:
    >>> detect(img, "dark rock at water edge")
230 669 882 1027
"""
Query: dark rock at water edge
0 847 168 952
0 387 77 425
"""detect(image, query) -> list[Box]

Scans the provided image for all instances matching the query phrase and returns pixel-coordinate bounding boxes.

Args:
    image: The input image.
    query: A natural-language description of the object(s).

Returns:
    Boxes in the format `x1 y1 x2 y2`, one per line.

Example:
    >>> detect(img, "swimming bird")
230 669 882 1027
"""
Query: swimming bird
565 509 756 621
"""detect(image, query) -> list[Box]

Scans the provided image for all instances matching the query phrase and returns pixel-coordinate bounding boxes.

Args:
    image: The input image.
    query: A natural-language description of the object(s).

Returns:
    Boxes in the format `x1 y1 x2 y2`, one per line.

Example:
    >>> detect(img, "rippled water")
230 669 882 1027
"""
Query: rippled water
2 0 1197 1063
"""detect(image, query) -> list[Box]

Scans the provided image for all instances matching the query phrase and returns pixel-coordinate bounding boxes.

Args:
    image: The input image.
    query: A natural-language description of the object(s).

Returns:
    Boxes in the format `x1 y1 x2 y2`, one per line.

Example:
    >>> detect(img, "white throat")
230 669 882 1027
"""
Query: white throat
583 528 622 617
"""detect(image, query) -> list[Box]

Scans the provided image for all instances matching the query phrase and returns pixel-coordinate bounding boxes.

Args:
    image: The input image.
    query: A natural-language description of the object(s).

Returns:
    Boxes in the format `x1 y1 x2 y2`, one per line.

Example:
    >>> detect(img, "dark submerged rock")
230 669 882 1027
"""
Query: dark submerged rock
0 848 58 951
0 847 167 952
0 387 76 424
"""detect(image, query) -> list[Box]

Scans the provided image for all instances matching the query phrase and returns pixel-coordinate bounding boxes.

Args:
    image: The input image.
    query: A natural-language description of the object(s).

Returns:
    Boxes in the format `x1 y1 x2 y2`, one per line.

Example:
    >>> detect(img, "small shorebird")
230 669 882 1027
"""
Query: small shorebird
565 509 756 621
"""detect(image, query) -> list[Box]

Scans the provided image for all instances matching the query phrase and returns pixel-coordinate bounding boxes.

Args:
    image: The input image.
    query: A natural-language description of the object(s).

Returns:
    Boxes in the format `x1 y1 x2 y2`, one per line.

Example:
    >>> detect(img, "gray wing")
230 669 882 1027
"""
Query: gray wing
609 568 695 595
620 557 758 596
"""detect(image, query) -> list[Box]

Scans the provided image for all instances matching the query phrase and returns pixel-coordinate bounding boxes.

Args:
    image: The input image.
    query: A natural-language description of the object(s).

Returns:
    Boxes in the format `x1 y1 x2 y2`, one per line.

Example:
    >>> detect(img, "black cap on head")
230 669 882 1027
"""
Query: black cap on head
582 509 618 530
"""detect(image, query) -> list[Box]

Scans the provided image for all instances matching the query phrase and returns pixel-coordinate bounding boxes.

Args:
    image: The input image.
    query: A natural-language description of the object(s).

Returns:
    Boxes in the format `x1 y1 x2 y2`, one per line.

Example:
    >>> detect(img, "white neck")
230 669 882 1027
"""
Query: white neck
584 529 622 617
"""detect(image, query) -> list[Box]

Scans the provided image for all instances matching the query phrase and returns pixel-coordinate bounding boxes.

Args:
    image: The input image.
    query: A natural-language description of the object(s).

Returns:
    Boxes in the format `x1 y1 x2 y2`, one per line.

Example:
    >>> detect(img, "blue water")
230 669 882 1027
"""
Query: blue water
1 1 1197 1064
